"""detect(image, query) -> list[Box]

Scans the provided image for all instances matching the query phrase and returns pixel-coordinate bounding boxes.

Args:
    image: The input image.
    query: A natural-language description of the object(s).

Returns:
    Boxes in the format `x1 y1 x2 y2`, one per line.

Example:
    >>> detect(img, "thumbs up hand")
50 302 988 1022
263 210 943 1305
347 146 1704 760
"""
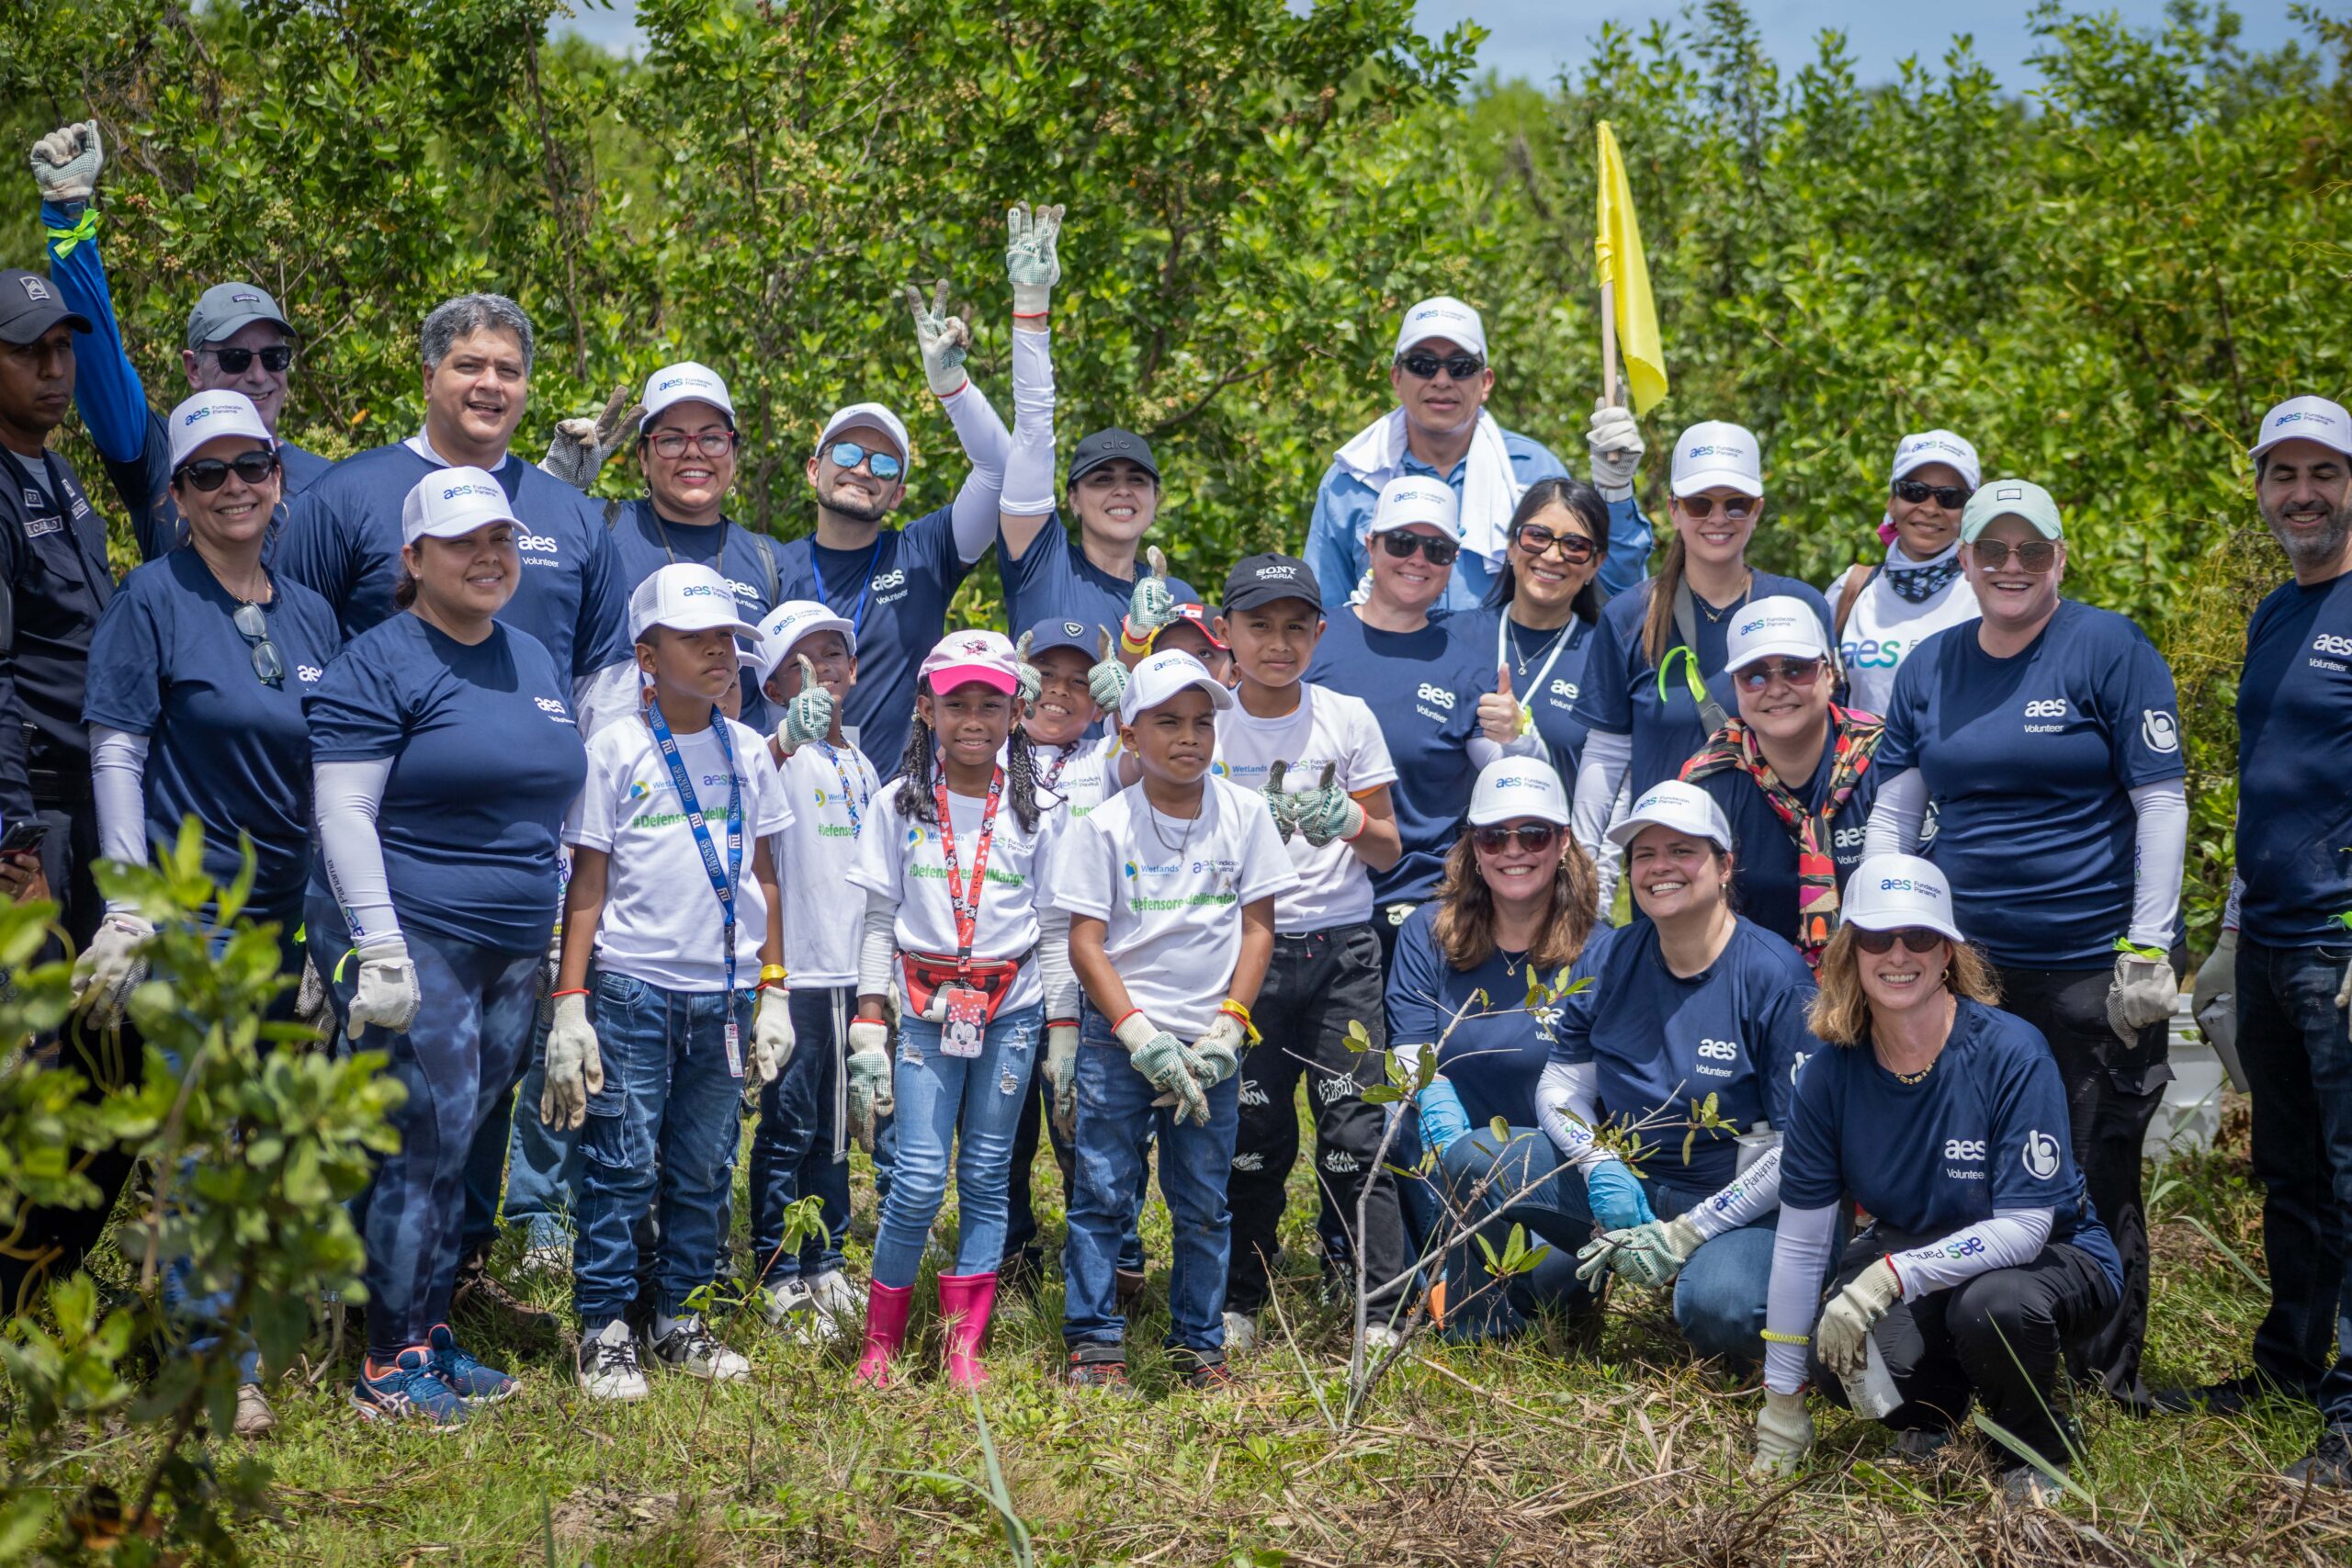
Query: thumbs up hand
1476 663 1529 745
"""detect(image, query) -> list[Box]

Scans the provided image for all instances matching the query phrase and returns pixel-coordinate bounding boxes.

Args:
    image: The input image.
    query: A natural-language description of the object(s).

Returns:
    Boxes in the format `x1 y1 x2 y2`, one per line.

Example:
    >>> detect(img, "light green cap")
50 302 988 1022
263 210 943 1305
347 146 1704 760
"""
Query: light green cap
1959 477 2063 542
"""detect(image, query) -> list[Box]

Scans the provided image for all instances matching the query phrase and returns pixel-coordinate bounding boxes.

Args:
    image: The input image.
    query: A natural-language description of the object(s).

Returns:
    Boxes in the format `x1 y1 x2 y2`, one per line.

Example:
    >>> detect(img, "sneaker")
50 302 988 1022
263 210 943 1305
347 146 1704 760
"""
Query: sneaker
1363 1322 1405 1353
1999 1465 2064 1508
1171 1347 1232 1391
2152 1370 2299 1416
578 1319 650 1402
2283 1427 2352 1490
807 1270 864 1338
1222 1311 1260 1355
451 1256 560 1340
514 1240 572 1280
1890 1427 1952 1463
1065 1349 1138 1397
427 1323 517 1404
232 1382 277 1438
352 1347 469 1429
645 1314 752 1382
760 1279 815 1330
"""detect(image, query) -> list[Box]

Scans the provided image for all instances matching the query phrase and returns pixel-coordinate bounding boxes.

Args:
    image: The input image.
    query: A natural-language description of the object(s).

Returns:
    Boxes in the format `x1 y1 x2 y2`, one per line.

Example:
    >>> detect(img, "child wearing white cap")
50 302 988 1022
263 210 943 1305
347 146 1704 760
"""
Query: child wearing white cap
549 562 796 1399
1826 430 1984 716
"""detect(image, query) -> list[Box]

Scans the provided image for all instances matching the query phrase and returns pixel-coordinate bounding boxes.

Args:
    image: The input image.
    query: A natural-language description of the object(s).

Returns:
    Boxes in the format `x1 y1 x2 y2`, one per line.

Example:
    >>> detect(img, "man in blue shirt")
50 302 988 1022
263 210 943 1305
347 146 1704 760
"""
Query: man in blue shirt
30 120 330 561
1303 295 1653 614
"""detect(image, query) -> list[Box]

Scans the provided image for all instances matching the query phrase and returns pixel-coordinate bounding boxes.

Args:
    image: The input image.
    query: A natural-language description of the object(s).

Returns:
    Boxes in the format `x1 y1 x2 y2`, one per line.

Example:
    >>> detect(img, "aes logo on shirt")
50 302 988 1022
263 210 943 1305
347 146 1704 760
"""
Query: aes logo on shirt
534 695 571 723
1414 682 1456 725
869 568 909 605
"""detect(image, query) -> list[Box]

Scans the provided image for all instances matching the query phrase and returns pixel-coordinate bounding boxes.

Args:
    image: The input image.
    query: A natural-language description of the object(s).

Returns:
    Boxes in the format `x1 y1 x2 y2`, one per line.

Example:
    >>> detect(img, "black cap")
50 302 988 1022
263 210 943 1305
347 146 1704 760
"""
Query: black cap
1223 553 1323 615
0 270 91 345
1068 427 1159 486
1022 615 1102 661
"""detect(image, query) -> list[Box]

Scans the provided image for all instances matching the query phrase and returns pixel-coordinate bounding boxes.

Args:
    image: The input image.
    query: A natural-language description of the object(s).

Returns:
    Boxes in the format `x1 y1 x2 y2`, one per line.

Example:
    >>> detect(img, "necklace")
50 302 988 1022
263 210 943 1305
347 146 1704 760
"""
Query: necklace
1694 573 1753 623
1498 945 1528 978
1147 799 1199 855
1504 619 1566 681
1893 1056 1937 1086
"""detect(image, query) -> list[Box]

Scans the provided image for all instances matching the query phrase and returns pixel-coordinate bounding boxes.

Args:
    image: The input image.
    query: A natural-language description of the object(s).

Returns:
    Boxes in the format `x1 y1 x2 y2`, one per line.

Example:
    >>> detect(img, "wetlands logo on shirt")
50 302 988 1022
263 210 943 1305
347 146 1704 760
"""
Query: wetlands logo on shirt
1122 853 1242 913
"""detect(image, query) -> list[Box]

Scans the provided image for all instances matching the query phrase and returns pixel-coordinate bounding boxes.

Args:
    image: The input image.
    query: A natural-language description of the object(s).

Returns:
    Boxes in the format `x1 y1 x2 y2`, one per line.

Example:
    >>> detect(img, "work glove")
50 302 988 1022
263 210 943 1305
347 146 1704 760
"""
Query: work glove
1475 665 1530 746
1413 1078 1473 1157
1115 1009 1210 1127
1046 1021 1081 1137
1815 1257 1902 1381
1581 1156 1656 1233
1751 1389 1815 1475
748 985 794 1092
1189 1011 1246 1090
1087 627 1131 717
2105 950 2177 1046
1013 630 1043 715
1609 1213 1705 1290
1121 545 1178 653
1259 759 1302 843
541 991 605 1130
905 278 973 399
540 382 643 490
294 952 331 1035
2192 928 2236 1054
1004 199 1064 318
1585 399 1644 501
70 910 153 1027
346 938 423 1041
29 120 103 205
1292 769 1365 848
846 1019 893 1151
775 654 834 755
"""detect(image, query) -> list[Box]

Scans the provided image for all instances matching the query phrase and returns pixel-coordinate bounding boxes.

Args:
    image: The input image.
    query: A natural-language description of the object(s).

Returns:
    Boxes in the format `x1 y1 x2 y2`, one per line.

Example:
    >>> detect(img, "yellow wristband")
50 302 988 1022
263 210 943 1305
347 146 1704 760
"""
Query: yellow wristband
1758 1329 1811 1346
1218 998 1261 1044
759 964 790 987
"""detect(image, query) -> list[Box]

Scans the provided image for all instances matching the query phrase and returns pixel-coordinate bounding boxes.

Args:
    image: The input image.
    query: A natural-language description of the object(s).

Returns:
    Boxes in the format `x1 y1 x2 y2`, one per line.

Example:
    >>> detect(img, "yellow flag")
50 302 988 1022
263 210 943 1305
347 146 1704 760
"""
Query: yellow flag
1594 121 1668 414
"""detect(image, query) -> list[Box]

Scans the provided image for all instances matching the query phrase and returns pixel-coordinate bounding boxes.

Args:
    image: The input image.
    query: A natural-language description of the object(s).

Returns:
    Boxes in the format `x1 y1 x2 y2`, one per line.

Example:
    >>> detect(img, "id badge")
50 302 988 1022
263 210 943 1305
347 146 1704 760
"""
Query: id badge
724 1017 744 1078
940 985 989 1058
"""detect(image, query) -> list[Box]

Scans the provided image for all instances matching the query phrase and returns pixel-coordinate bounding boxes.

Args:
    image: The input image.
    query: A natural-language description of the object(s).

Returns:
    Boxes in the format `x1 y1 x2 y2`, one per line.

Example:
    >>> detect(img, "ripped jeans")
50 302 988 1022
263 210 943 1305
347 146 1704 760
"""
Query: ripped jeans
868 1003 1042 1291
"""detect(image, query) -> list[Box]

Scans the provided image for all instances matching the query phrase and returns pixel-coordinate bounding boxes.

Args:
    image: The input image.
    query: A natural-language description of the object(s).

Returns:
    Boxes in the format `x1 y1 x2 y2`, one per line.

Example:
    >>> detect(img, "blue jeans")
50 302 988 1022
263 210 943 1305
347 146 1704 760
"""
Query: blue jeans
1004 1041 1148 1275
870 1003 1042 1290
1387 1115 1591 1341
458 990 582 1257
573 971 752 1325
1064 1010 1241 1356
747 985 854 1285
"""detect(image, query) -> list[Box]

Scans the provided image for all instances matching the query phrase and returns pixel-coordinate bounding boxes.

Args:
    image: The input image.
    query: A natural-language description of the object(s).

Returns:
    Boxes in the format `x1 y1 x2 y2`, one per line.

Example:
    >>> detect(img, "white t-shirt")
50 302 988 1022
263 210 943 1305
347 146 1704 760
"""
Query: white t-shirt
570 716 795 993
1214 683 1396 935
1033 734 1123 822
1051 774 1299 1036
849 771 1061 1013
1827 541 1982 718
773 739 881 986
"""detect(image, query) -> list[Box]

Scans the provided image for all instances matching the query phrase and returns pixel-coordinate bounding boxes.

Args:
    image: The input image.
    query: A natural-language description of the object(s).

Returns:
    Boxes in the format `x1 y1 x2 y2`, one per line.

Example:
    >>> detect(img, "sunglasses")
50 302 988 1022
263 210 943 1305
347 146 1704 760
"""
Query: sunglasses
1853 926 1945 955
648 429 736 459
233 601 284 686
1893 478 1973 510
1474 823 1562 855
173 450 280 491
1969 537 2059 573
1675 495 1757 522
1510 522 1598 564
1735 657 1826 694
1396 351 1486 381
203 345 295 374
828 441 902 480
1378 530 1460 567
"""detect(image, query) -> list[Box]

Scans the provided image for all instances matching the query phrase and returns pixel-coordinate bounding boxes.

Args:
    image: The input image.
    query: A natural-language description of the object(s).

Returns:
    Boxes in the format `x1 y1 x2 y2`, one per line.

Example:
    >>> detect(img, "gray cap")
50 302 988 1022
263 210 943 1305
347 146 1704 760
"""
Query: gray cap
0 269 91 345
185 281 294 350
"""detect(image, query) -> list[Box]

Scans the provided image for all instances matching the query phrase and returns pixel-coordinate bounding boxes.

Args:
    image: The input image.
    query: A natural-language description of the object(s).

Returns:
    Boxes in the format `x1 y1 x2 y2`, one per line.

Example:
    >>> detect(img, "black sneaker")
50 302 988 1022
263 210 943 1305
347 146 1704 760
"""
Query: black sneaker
1890 1427 1953 1463
643 1314 752 1382
578 1319 650 1402
2152 1371 2301 1416
1066 1347 1137 1397
1170 1347 1232 1391
2283 1427 2352 1490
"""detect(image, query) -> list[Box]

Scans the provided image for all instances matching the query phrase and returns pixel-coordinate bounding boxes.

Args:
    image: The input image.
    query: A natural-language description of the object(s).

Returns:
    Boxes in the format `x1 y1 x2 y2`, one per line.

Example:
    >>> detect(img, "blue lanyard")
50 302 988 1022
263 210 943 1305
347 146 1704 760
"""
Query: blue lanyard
645 702 745 995
835 536 886 637
816 740 869 838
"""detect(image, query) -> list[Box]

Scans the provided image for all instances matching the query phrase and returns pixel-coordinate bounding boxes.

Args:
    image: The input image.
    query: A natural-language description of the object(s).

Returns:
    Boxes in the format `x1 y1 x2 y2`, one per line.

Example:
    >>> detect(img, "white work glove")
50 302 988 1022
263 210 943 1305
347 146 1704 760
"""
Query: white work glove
2192 929 2235 1048
1751 1389 1815 1475
1046 1021 1080 1137
1114 1010 1210 1127
541 991 605 1130
905 279 973 399
1611 1213 1705 1290
774 654 834 756
2106 951 2177 1045
1260 759 1302 843
846 1018 893 1152
1287 764 1364 848
30 120 103 205
1121 546 1178 650
749 985 795 1091
1475 664 1529 746
1005 199 1064 318
1086 627 1131 717
540 382 644 491
1815 1257 1902 1381
70 910 153 1026
1013 630 1043 715
346 938 423 1041
1585 399 1643 502
1189 1012 1247 1091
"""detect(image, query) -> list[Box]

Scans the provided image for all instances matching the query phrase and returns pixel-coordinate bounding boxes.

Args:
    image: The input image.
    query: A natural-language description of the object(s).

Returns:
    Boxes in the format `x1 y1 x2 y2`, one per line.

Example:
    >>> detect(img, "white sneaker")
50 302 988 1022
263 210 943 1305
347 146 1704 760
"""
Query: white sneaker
1363 1322 1405 1352
645 1314 752 1382
578 1319 650 1401
760 1280 814 1330
1222 1311 1260 1354
806 1270 862 1339
515 1241 571 1280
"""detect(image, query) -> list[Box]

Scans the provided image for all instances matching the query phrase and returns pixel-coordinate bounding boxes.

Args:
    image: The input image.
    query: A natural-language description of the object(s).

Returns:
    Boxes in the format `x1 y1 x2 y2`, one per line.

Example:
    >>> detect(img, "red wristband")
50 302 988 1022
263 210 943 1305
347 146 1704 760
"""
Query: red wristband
550 987 589 999
1046 1017 1078 1030
1111 1009 1142 1032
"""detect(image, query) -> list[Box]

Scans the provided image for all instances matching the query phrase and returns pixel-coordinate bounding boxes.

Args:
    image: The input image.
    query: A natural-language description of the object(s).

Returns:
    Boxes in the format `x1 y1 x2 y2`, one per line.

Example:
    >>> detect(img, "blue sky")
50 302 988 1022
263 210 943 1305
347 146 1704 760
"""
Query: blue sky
554 1 2317 88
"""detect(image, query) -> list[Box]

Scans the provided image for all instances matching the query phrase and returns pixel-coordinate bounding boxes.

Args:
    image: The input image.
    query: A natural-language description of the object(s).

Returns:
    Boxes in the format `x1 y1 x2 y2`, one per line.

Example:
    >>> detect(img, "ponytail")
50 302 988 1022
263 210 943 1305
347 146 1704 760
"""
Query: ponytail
1006 728 1042 832
1639 532 1687 669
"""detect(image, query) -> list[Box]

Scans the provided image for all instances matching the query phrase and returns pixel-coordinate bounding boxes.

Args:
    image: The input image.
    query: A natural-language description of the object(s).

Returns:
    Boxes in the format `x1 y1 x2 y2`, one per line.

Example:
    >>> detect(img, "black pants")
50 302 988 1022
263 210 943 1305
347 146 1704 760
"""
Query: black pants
1996 957 2177 1404
1814 1234 2118 1467
1226 923 1408 1314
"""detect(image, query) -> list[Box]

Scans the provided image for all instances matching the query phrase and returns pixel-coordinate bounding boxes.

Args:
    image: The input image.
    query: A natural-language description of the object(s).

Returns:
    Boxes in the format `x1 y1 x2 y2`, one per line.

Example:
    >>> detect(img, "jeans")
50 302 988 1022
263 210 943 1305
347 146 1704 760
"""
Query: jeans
459 989 576 1258
1064 1009 1241 1357
747 985 854 1285
1003 1037 1147 1276
1391 1115 1595 1340
869 1003 1042 1290
573 971 752 1325
2236 934 2352 1424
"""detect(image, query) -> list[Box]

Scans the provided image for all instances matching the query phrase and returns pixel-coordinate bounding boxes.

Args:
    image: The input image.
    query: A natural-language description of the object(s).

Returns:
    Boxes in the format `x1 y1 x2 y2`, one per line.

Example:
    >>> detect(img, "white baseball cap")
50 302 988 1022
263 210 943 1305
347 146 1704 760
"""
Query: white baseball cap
1841 853 1965 944
401 466 520 547
752 598 857 685
1394 296 1487 359
817 401 911 466
165 390 274 471
627 562 764 643
1607 779 1735 852
1467 757 1570 828
1670 420 1764 499
1890 429 1981 490
1118 648 1235 725
921 628 1022 697
1724 594 1831 672
2250 394 2352 460
1367 473 1459 537
639 360 736 432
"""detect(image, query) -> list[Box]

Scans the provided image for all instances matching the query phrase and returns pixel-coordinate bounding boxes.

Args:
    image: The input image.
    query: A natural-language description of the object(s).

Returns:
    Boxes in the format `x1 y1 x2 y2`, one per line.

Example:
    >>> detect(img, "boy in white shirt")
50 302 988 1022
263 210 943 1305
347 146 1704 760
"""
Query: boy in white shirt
547 564 797 1400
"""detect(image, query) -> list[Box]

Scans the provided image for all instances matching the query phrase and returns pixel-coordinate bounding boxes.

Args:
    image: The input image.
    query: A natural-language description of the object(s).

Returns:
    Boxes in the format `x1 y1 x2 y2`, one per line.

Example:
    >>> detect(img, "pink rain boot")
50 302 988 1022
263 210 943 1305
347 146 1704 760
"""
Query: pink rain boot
937 1271 999 1389
854 1280 914 1388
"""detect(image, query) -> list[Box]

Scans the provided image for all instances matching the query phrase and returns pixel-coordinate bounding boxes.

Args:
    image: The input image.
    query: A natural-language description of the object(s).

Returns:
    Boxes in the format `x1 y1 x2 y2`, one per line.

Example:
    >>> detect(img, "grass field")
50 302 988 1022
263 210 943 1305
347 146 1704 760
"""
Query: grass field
62 1097 2352 1566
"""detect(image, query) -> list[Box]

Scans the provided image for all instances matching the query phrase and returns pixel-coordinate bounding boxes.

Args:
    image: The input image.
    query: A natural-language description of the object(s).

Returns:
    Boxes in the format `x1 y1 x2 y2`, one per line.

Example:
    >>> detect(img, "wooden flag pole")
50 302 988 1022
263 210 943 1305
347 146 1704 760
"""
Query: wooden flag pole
1599 281 1621 411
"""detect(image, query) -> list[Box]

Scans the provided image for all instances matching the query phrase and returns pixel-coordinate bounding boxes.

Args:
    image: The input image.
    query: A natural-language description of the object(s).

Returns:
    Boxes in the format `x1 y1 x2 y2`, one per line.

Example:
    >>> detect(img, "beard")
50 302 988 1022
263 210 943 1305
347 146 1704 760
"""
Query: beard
817 477 894 525
2265 495 2352 575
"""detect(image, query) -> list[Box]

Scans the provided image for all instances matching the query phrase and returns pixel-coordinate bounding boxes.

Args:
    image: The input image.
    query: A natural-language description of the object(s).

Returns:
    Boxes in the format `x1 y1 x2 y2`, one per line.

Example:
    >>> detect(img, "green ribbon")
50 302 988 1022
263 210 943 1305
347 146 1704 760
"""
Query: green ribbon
2112 937 2168 963
44 208 98 258
1655 643 1710 709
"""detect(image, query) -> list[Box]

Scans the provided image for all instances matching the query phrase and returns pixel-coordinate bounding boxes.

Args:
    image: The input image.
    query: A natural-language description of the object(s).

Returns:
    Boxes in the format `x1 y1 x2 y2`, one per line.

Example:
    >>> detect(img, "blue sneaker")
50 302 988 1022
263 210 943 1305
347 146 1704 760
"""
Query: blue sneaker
427 1323 517 1404
352 1346 469 1429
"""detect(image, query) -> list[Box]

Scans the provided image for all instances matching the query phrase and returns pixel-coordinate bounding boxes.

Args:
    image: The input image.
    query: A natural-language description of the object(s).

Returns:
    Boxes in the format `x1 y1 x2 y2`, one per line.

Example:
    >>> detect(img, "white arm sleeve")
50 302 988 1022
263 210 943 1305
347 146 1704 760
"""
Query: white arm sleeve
1763 1201 1840 1393
1684 1137 1783 1241
89 726 151 873
1536 1056 1606 1168
1862 766 1928 856
1572 729 1632 915
1887 1207 2054 1300
2224 873 2243 932
941 381 1012 564
314 758 400 948
573 660 643 741
2127 779 2188 950
1467 726 1546 771
999 329 1057 518
856 888 899 998
1036 903 1080 1022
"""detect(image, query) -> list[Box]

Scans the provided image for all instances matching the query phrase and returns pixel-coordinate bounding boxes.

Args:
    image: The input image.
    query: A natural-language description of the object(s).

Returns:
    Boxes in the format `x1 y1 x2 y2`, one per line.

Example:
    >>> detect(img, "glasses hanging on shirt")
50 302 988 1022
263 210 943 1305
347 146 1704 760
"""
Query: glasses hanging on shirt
233 601 284 686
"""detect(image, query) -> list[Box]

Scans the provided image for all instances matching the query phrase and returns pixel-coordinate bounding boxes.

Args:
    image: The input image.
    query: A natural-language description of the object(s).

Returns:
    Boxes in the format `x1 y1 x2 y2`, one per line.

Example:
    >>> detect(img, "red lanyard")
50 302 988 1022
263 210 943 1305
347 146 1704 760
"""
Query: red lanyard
931 765 1004 973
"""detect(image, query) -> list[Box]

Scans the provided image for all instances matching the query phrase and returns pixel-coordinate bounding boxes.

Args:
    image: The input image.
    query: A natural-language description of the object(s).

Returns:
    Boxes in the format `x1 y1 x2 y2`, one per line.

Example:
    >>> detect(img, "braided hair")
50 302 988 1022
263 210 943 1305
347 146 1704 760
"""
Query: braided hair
892 678 1044 832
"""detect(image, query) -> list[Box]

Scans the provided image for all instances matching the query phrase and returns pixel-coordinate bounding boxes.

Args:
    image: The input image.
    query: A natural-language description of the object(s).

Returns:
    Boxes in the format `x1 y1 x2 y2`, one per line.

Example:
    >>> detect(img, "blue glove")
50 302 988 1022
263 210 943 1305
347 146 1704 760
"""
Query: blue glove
1414 1078 1473 1156
1582 1157 1656 1232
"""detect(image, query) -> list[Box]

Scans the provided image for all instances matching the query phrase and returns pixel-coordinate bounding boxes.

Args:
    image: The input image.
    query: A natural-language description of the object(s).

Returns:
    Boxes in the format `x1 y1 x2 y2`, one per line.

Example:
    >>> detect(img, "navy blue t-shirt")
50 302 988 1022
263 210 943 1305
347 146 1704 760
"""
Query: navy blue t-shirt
1781 998 2123 1293
277 444 631 681
305 616 589 953
1306 605 1502 905
1573 573 1836 795
1389 910 1616 1126
774 506 975 778
603 500 785 731
1448 606 1598 777
995 513 1198 642
1549 915 1818 1191
83 551 342 918
1687 723 1886 953
2236 569 2352 945
1876 599 2183 968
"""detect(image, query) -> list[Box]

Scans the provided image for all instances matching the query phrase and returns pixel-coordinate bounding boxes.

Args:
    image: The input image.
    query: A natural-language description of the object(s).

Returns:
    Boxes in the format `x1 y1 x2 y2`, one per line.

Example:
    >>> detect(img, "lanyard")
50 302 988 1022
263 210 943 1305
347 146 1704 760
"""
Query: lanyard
646 702 745 996
1039 742 1074 794
1496 614 1585 702
930 764 1004 975
817 739 870 838
822 536 885 637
